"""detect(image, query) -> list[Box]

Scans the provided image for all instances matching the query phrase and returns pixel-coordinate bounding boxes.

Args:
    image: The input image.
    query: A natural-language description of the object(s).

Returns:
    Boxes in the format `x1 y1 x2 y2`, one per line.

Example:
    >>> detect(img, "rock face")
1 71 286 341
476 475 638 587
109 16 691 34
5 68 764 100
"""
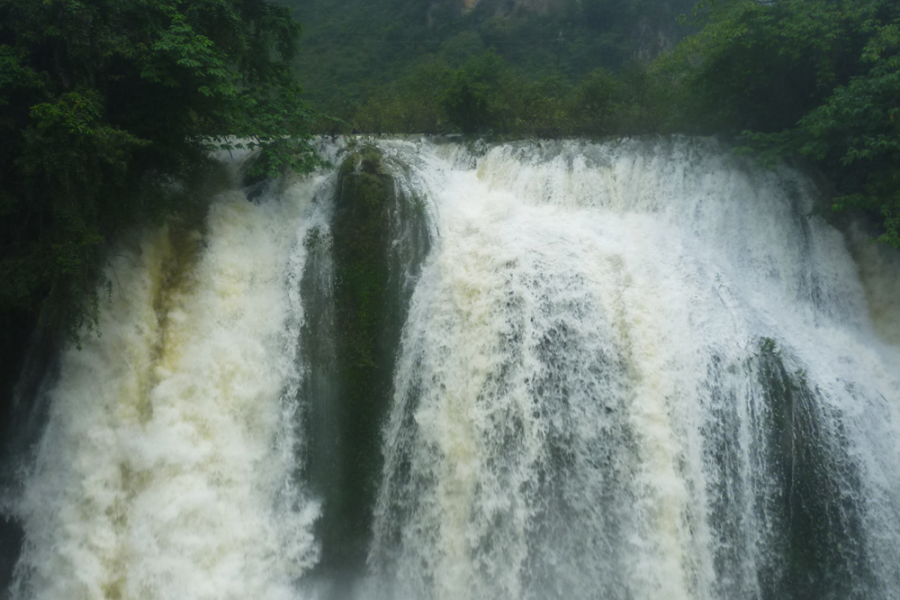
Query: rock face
301 146 432 593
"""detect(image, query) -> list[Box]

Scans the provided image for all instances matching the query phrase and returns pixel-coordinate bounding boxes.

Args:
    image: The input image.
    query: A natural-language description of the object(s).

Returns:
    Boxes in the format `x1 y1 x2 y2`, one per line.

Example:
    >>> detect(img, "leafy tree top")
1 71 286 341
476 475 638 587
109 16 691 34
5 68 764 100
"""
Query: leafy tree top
663 0 900 247
0 0 319 339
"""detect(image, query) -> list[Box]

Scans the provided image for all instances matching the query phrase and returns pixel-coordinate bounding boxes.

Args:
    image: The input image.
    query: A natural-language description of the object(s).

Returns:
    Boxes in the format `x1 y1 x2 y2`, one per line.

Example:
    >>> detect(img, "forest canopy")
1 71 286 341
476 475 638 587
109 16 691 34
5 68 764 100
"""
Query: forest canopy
0 0 318 340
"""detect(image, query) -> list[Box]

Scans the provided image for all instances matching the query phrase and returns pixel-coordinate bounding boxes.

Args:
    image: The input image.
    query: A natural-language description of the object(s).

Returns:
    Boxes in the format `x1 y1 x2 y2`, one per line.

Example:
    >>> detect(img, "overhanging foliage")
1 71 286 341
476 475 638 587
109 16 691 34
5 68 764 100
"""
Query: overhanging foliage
665 0 900 246
0 0 318 340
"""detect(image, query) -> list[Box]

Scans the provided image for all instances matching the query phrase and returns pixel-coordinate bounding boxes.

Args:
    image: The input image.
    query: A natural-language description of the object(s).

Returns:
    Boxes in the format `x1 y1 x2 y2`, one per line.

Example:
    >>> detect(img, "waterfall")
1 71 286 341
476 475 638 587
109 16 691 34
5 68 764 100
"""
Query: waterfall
4 172 332 600
2 137 899 600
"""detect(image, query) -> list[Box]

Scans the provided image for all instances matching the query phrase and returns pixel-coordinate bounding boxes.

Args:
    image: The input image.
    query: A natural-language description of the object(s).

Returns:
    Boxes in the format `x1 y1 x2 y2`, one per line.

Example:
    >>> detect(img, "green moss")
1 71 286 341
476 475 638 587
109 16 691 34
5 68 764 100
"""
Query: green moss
314 146 399 574
303 146 432 586
334 147 393 370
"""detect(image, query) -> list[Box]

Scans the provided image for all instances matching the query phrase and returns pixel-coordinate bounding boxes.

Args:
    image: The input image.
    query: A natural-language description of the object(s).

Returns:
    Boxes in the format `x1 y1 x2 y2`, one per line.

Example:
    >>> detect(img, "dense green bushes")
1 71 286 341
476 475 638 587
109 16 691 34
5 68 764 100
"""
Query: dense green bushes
327 51 678 138
664 0 900 247
0 0 318 341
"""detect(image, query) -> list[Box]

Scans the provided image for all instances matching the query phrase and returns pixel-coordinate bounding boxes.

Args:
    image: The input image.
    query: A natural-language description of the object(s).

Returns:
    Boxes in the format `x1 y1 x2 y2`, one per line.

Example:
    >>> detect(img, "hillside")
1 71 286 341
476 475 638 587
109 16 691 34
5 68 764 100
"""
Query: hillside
284 0 696 117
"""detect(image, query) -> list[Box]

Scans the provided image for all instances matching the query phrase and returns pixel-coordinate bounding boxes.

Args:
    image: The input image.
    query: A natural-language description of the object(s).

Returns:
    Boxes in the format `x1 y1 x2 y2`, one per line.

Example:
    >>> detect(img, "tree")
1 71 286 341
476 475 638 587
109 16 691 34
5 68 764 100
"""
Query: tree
665 0 900 246
441 51 506 134
795 20 900 247
0 0 319 339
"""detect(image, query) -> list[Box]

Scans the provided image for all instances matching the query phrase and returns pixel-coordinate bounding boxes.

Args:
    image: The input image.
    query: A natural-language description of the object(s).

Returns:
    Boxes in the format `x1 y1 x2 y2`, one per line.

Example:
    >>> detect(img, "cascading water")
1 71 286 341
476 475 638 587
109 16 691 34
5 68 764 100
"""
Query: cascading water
1 137 898 600
366 138 900 600
2 169 332 600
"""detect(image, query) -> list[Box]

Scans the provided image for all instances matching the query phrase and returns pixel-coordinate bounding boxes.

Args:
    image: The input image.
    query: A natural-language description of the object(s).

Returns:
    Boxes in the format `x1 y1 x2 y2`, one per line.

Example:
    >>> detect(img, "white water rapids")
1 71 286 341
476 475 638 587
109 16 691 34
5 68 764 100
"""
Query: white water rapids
4 138 900 600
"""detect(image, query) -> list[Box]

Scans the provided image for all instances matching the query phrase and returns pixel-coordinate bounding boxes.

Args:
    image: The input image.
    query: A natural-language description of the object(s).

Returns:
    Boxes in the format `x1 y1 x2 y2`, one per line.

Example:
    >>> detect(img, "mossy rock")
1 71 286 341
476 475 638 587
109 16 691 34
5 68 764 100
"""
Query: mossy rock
310 146 405 578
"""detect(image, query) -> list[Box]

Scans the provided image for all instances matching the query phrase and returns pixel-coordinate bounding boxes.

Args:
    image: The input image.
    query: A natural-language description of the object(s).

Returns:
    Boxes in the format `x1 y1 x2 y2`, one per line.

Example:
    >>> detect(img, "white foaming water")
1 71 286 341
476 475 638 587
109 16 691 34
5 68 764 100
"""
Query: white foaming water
9 173 334 600
368 138 900 600
7 137 900 600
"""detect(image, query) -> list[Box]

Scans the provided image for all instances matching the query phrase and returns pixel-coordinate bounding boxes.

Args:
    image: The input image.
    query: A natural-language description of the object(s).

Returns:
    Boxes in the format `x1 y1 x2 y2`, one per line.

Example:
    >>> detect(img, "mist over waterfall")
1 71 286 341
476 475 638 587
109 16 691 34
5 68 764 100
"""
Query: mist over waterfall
2 137 899 600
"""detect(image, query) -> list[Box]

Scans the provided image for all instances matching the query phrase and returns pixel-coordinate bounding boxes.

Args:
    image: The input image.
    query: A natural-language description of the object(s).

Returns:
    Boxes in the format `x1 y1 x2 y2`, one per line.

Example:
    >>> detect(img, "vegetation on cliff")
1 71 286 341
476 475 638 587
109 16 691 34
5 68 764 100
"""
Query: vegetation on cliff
665 0 900 247
0 0 318 344
337 50 673 137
